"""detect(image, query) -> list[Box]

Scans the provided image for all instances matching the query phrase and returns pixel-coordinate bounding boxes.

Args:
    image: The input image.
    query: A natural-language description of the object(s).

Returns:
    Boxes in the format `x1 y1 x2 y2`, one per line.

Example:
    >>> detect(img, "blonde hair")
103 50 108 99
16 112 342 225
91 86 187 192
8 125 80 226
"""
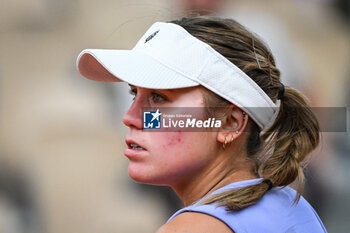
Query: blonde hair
170 16 320 210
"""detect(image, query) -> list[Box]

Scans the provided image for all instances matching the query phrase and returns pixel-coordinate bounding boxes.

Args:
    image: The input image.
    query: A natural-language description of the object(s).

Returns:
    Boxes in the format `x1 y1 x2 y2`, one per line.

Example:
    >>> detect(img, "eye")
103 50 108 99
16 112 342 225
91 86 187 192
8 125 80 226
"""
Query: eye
151 92 167 103
128 88 136 101
128 88 167 104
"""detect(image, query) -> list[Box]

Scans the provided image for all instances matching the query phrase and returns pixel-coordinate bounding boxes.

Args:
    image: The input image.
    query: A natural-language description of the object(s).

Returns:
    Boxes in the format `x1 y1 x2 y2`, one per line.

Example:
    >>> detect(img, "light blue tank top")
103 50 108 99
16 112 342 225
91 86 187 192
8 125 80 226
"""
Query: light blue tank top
167 178 327 233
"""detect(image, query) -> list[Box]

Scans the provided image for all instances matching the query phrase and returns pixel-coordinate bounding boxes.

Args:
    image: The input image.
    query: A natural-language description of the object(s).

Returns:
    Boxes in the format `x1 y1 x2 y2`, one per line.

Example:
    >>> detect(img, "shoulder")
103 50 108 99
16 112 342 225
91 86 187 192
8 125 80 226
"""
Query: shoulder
159 186 327 233
156 212 234 233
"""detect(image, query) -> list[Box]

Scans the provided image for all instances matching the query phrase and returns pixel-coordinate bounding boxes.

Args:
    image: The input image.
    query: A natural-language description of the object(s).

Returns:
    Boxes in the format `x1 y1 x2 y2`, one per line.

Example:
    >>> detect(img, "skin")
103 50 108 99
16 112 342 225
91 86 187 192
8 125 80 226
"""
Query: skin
122 84 257 233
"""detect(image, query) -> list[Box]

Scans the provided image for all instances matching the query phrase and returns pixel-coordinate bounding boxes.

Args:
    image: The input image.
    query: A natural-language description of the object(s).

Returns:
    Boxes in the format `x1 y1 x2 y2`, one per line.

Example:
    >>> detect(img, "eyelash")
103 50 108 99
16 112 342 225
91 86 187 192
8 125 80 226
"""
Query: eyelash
128 89 137 101
128 89 167 103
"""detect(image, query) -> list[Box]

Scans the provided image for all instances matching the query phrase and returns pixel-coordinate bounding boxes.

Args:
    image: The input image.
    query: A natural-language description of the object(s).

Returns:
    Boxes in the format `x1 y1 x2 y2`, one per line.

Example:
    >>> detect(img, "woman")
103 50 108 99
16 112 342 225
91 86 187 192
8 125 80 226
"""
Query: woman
76 16 327 233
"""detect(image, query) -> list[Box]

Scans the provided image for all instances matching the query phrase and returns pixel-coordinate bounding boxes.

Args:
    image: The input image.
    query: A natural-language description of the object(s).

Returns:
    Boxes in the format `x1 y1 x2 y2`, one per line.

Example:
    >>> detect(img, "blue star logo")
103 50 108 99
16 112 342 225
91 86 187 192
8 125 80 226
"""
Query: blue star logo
143 109 161 129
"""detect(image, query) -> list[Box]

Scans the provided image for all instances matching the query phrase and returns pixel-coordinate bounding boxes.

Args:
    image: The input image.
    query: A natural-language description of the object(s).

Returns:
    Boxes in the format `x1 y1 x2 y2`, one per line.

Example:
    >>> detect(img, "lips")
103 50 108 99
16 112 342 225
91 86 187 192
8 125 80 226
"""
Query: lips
125 139 147 151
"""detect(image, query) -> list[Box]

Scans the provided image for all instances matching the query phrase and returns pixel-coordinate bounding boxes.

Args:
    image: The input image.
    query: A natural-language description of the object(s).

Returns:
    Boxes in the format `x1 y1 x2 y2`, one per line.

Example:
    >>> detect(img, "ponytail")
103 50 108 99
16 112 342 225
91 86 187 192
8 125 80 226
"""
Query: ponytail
261 87 319 194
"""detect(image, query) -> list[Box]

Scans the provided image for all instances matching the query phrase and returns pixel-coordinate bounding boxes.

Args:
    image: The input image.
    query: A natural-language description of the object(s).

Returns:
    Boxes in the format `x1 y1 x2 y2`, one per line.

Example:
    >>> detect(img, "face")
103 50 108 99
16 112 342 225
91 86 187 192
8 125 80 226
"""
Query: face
122 85 219 186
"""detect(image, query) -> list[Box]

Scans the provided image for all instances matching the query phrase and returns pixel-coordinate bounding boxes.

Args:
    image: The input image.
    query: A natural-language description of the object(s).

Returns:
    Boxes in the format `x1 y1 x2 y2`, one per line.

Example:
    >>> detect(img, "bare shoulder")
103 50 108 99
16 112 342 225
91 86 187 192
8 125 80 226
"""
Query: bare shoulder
156 212 234 233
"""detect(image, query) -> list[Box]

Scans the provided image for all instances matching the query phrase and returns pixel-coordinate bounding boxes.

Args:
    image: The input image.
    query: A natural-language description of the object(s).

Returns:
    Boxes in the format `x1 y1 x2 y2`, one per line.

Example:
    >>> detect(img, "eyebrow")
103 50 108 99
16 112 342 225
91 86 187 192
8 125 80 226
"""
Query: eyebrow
128 84 179 93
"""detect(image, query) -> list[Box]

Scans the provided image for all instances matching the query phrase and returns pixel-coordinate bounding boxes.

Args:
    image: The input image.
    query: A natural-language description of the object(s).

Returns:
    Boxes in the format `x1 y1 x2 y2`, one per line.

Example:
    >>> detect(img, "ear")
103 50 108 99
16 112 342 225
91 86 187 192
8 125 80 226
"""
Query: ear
217 105 249 144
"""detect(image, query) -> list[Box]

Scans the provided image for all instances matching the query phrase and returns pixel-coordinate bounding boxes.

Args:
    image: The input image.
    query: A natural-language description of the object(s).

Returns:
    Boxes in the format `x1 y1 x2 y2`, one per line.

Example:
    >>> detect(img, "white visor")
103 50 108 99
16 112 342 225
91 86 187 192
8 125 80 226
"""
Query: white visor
76 22 280 132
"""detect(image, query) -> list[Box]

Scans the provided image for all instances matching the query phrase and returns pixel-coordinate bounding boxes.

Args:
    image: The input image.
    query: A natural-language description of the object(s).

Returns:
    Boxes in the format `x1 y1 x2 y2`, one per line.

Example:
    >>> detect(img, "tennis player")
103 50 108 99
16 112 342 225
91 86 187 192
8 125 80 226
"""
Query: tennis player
76 16 327 233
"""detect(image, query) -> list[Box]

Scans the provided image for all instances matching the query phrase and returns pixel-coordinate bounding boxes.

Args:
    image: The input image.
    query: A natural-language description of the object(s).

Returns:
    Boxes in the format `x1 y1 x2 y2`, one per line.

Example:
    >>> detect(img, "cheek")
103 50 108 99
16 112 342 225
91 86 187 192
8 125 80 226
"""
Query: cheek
160 132 184 150
154 131 214 171
147 131 194 170
156 131 205 159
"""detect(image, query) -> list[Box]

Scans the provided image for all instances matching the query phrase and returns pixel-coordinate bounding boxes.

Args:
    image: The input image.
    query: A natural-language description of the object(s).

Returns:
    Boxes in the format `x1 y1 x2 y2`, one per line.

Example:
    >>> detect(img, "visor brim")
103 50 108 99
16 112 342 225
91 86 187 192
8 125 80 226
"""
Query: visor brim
76 49 200 89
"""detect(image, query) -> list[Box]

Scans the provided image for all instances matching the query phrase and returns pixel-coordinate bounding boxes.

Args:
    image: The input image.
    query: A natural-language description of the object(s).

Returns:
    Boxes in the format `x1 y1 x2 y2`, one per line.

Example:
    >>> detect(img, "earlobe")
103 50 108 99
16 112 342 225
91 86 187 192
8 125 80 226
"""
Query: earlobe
216 106 249 148
222 134 236 150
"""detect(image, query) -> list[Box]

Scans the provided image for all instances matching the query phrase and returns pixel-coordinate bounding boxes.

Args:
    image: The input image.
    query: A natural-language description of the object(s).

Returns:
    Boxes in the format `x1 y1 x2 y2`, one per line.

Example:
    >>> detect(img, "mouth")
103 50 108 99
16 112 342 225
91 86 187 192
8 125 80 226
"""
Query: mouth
126 139 146 151
129 143 145 150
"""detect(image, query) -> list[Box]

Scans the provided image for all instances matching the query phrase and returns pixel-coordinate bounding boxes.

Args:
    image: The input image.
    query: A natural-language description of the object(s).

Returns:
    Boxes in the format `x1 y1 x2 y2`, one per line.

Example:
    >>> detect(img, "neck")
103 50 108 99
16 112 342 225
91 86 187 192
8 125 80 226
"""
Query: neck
171 153 257 206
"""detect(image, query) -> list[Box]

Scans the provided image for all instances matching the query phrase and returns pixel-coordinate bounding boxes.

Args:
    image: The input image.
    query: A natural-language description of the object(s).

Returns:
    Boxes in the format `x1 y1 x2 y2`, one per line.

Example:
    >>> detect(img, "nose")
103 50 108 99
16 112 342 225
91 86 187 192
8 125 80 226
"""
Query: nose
122 99 143 130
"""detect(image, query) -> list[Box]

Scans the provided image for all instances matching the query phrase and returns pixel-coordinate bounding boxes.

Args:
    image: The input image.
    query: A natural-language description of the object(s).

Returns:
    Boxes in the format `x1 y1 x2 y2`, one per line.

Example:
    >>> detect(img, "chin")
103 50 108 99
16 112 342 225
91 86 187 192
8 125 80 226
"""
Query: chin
128 164 155 184
127 164 169 185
